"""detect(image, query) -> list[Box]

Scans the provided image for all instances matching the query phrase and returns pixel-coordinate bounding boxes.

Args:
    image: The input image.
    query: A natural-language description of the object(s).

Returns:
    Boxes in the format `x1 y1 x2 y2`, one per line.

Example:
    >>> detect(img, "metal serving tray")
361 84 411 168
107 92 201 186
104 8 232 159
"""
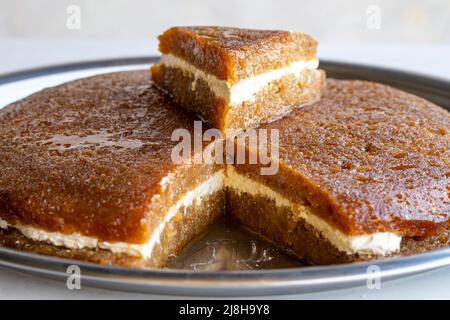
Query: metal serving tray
0 57 449 296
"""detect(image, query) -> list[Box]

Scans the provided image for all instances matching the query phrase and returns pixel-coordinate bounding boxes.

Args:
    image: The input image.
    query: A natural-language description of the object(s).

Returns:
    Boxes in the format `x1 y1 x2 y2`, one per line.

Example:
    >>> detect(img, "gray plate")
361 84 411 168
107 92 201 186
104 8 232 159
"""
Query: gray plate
0 57 449 297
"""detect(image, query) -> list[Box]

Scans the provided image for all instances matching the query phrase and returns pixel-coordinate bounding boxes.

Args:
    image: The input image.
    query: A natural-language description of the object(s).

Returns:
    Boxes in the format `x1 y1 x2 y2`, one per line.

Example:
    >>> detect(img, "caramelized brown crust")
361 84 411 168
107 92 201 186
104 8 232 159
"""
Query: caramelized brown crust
158 26 318 81
0 71 216 244
0 191 225 268
237 79 450 237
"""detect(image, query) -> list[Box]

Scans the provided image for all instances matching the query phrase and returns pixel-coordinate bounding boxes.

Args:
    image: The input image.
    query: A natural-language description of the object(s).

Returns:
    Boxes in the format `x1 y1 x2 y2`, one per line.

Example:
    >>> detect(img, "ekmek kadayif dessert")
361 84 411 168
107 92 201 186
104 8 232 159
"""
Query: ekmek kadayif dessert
0 71 225 268
1 72 449 268
151 26 325 133
228 79 450 264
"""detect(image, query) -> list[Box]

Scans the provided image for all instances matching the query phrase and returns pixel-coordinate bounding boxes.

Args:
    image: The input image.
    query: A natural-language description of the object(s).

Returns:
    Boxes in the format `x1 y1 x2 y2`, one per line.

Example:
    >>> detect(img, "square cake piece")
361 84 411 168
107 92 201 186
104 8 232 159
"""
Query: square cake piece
0 71 225 268
151 26 325 133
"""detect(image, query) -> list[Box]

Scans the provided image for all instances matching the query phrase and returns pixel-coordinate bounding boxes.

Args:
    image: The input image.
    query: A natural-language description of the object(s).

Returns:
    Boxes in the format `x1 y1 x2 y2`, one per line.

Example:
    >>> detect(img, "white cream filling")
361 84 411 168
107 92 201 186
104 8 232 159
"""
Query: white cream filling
225 166 402 256
157 53 319 106
0 167 401 258
0 170 225 259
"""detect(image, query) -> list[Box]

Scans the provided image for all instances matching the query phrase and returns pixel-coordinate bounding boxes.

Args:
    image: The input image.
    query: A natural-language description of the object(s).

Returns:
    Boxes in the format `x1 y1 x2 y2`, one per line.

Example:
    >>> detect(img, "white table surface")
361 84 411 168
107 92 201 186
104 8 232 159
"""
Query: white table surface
0 39 449 300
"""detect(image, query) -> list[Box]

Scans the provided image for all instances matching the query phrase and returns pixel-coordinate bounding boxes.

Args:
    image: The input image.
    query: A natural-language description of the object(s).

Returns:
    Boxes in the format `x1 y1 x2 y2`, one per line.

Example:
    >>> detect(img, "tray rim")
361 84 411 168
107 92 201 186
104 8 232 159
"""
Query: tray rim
0 56 449 296
1 56 449 89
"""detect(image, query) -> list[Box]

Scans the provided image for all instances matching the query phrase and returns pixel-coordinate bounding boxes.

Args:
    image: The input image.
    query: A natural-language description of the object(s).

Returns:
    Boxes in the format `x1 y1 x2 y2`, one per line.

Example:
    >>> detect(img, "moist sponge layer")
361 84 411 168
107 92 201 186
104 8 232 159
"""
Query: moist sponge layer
227 188 450 265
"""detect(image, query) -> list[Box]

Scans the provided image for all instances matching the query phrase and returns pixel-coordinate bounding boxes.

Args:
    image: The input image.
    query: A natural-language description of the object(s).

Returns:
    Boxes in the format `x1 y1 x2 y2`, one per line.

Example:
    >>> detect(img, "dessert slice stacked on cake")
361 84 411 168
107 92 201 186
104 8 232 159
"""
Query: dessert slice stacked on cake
0 71 225 268
0 26 449 268
151 26 325 134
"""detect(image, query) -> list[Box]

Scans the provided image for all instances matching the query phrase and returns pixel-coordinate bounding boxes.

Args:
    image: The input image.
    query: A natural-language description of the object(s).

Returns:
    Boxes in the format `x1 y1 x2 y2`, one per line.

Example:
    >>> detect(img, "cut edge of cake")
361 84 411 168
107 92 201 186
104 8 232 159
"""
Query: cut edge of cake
151 26 325 133
1 68 449 268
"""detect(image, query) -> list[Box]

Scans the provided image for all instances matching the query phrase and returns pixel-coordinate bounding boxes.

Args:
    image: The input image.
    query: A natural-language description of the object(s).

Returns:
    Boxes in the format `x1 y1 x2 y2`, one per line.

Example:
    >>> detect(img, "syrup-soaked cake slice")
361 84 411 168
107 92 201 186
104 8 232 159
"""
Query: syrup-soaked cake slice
227 79 450 264
0 71 225 268
151 26 325 133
